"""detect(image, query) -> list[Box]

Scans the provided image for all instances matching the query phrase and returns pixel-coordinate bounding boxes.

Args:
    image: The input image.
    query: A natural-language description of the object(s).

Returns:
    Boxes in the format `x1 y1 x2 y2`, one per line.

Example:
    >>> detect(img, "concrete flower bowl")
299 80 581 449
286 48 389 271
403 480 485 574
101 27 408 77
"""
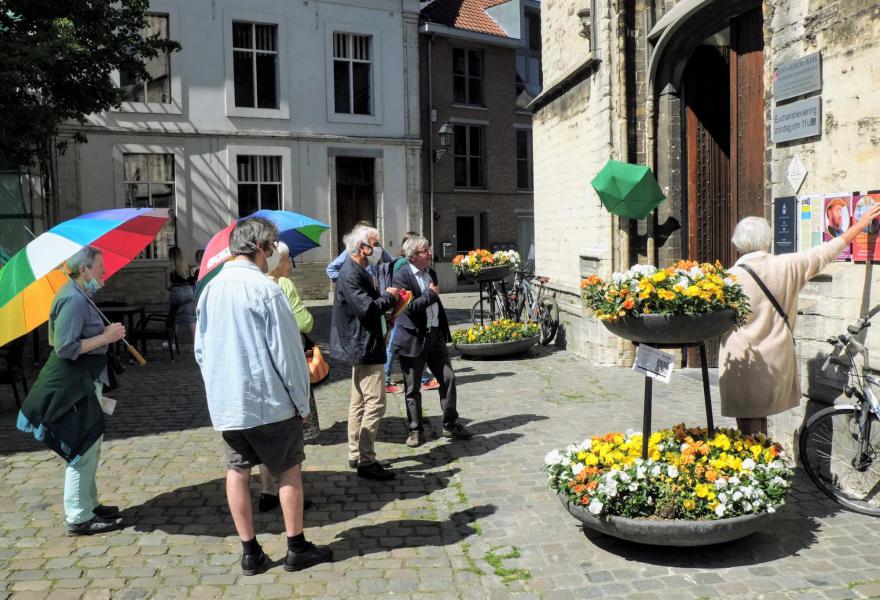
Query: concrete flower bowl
453 335 540 358
558 493 781 547
463 264 512 283
600 309 737 345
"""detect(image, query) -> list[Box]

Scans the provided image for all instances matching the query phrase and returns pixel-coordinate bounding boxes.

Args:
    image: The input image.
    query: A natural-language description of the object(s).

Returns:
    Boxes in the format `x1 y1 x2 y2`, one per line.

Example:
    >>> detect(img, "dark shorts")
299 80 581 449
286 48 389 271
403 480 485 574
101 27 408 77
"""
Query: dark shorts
222 417 305 474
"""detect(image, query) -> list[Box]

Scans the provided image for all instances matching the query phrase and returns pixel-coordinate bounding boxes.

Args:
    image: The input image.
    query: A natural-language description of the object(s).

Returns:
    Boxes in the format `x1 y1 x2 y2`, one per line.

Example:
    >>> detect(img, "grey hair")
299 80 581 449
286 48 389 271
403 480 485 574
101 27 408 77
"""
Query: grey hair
265 240 290 275
344 225 378 256
230 216 278 259
402 235 429 259
731 216 772 253
66 246 102 277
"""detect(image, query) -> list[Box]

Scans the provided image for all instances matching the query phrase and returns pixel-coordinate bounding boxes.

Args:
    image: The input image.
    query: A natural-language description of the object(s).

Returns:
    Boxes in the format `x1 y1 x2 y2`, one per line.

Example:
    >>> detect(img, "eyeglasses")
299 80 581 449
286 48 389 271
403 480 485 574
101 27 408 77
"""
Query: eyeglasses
416 248 432 255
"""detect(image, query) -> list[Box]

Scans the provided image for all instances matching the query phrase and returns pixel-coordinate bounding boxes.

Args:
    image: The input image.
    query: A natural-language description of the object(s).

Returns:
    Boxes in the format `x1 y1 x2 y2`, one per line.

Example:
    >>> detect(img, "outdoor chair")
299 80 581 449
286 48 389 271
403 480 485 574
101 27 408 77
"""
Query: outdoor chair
132 304 180 361
0 338 28 409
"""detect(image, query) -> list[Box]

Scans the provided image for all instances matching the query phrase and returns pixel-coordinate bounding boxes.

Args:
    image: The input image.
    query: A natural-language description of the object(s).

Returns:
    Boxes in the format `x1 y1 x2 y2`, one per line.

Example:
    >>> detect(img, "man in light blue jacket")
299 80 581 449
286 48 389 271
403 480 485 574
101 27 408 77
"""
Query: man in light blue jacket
195 217 332 576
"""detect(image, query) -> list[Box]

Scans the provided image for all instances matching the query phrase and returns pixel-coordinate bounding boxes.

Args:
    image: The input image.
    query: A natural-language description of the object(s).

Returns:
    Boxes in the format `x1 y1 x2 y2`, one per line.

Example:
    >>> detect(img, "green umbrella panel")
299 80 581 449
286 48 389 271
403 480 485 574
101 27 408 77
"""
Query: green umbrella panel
590 160 666 220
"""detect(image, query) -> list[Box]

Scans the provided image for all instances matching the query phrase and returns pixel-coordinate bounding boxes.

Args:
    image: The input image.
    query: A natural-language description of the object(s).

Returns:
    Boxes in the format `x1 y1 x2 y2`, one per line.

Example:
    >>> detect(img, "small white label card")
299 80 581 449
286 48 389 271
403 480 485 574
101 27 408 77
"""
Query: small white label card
633 345 675 384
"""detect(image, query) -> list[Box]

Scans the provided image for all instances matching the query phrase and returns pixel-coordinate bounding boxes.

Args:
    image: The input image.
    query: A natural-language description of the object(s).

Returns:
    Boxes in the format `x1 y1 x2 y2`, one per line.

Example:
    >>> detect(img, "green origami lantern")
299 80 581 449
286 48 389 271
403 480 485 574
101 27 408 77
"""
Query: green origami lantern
590 160 666 220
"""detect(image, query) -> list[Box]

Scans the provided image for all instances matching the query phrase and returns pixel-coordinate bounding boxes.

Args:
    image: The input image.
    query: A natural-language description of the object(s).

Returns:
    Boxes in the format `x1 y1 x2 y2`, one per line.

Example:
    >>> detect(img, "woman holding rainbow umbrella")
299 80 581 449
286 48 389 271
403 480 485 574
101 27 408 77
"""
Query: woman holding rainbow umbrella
1 207 169 536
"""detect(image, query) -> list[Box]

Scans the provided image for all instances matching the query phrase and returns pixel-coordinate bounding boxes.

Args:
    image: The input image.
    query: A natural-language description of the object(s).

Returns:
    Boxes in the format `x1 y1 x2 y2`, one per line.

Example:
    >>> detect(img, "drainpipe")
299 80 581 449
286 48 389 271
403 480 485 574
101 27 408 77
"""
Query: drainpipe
427 32 435 253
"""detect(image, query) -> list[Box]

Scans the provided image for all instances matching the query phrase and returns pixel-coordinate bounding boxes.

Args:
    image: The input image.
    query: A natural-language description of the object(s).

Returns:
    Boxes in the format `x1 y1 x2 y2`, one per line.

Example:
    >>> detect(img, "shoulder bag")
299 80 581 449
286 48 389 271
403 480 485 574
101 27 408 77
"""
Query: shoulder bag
739 263 795 343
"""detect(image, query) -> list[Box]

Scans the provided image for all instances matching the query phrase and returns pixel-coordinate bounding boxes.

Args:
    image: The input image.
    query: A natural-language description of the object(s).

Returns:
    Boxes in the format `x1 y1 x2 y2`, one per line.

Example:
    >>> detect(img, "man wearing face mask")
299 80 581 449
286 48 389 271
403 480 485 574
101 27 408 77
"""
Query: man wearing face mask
195 217 332 575
325 221 393 281
18 246 126 536
330 225 400 481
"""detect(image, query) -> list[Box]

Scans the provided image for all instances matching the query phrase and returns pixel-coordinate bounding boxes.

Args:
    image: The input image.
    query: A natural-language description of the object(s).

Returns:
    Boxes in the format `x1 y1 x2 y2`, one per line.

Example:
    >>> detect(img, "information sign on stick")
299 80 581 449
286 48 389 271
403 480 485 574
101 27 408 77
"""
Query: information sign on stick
633 345 674 384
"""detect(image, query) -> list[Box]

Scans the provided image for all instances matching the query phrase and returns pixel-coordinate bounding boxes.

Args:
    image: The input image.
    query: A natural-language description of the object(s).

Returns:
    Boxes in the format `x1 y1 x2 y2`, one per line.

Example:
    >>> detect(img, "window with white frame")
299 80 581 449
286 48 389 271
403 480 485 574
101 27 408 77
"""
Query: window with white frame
119 14 171 103
516 129 533 190
453 48 484 106
453 124 485 188
333 32 372 115
237 155 282 217
123 154 176 259
232 22 279 109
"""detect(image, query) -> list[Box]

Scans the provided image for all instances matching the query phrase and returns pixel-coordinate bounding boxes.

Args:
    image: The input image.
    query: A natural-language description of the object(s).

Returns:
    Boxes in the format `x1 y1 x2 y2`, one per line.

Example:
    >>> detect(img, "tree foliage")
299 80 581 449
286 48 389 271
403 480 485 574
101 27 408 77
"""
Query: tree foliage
0 0 181 166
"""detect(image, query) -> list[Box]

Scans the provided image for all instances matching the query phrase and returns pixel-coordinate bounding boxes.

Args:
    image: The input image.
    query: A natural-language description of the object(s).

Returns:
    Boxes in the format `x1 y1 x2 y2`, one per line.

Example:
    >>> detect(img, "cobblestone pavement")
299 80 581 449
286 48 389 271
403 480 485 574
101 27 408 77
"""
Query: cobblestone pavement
1 293 880 599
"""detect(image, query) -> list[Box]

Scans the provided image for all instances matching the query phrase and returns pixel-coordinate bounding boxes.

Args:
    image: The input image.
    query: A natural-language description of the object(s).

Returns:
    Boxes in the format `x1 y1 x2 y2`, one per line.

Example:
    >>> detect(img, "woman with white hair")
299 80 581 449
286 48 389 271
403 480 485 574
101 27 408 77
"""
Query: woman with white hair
719 204 880 435
259 241 319 511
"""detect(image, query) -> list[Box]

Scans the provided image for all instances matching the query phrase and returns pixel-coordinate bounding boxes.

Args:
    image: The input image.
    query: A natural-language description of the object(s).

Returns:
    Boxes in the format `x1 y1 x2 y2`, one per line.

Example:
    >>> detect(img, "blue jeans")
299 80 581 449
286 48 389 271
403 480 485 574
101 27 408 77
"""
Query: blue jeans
63 382 103 524
385 325 430 385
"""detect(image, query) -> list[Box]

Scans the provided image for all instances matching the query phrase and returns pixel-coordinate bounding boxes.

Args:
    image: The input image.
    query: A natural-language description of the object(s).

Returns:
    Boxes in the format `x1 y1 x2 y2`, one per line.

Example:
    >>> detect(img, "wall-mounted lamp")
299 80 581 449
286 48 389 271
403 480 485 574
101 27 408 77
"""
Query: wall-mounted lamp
577 7 592 44
433 122 454 162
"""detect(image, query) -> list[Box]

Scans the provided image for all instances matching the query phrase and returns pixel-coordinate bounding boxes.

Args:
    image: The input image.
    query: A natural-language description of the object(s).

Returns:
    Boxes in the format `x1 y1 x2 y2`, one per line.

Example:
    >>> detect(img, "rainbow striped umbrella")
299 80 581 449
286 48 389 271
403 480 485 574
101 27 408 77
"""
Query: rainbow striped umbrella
0 207 169 348
196 210 329 296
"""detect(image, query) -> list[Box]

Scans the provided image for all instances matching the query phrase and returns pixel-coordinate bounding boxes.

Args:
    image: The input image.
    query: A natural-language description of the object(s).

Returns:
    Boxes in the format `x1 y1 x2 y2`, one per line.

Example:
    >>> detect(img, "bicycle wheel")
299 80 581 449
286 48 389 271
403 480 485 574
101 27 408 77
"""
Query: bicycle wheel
471 295 504 326
799 404 880 516
535 296 559 345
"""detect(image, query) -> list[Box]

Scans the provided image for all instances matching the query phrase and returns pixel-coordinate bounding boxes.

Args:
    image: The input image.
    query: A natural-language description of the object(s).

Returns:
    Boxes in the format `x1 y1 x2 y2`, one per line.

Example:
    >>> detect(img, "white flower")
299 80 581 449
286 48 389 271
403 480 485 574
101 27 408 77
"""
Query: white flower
580 438 593 450
680 443 689 452
742 458 756 471
742 486 754 499
651 465 662 477
723 277 734 286
629 483 638 492
611 272 628 285
743 501 753 512
676 276 690 288
636 466 647 480
718 492 728 503
544 449 564 466
667 466 679 478
767 506 776 514
618 471 631 483
729 476 741 486
714 478 728 490
770 476 787 487
588 499 603 515
688 266 702 278
732 491 743 502
571 463 585 476
629 264 657 277
770 460 786 470
714 504 726 517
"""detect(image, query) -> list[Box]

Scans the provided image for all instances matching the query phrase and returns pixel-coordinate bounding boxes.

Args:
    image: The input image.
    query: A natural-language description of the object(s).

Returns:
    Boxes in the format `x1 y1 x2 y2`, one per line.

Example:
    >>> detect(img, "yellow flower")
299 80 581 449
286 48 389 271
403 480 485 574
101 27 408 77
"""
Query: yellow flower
683 499 696 510
651 271 667 283
684 285 701 297
695 483 710 498
712 434 731 451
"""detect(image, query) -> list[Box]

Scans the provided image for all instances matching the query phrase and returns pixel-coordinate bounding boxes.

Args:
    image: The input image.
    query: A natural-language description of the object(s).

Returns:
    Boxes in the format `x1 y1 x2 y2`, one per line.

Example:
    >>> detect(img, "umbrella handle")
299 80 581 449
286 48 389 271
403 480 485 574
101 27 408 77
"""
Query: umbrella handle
125 342 147 366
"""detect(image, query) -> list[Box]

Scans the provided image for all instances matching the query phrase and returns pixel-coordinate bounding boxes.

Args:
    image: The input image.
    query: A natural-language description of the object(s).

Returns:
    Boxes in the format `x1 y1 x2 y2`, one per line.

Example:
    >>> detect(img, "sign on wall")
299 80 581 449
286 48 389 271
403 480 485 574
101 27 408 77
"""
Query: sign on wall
773 52 822 103
772 97 821 144
773 196 797 254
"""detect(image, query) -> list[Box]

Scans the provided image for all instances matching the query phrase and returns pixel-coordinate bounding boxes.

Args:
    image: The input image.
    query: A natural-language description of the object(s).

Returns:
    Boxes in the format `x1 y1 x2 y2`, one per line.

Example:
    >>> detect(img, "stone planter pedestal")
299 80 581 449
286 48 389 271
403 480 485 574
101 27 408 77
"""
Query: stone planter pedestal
558 493 781 547
453 335 540 358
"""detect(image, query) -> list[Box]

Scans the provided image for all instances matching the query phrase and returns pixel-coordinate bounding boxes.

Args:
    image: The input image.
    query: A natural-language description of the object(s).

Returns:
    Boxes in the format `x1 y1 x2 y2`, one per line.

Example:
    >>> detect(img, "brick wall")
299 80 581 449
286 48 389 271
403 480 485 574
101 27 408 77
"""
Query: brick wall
420 35 534 268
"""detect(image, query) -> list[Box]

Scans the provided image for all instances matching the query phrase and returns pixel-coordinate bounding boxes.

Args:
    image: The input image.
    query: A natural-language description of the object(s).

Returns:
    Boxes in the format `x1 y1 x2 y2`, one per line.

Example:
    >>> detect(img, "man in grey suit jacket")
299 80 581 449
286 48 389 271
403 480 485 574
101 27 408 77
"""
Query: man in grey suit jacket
390 235 473 447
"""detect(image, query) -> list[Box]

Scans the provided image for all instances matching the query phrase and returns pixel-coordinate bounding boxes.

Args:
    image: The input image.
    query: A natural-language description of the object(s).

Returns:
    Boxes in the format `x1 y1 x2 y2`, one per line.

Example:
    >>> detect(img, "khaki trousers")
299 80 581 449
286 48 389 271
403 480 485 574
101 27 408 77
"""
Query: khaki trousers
347 363 386 466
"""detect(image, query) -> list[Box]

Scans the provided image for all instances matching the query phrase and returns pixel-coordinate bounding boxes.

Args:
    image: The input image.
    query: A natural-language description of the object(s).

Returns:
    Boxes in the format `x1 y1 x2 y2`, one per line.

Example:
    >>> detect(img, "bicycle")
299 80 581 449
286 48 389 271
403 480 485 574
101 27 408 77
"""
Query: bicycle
799 304 880 516
470 270 560 345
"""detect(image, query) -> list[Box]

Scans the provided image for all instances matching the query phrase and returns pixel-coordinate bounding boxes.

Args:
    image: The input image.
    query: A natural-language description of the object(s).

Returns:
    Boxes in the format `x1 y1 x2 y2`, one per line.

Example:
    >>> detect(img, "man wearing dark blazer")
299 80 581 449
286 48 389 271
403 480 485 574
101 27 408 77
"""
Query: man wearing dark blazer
390 235 473 447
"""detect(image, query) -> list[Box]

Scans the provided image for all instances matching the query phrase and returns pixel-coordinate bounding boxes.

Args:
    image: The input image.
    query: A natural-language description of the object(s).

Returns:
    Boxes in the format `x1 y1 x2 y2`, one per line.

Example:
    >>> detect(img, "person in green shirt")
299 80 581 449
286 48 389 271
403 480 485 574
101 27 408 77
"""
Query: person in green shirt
260 241 319 512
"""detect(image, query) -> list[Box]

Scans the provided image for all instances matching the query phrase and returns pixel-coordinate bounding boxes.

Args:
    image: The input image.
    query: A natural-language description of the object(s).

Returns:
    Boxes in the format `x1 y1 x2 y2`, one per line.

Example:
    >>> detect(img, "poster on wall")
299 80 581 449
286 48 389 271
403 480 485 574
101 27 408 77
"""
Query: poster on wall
823 193 853 261
850 192 880 262
798 195 823 252
773 196 797 254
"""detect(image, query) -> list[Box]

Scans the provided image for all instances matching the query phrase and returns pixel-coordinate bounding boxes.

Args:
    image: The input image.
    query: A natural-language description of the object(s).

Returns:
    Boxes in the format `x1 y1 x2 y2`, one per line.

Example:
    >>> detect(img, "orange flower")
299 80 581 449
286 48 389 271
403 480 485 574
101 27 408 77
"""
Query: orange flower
623 297 635 310
580 496 591 506
586 480 598 491
705 470 718 482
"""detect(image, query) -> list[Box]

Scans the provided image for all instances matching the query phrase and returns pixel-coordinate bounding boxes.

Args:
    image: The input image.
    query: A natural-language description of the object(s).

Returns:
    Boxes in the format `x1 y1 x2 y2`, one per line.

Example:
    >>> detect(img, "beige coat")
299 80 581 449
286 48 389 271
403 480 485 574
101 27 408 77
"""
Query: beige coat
718 237 847 418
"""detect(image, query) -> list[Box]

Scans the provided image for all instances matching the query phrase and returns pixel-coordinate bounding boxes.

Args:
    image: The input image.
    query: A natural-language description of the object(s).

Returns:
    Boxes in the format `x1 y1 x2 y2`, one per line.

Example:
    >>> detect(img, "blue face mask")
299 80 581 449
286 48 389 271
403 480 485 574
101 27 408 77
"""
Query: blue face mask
84 276 102 294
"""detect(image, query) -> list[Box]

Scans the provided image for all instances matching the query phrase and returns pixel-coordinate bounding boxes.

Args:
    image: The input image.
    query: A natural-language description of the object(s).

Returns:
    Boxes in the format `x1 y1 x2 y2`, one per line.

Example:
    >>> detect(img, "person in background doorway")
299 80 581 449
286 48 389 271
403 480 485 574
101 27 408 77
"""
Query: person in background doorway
166 246 197 340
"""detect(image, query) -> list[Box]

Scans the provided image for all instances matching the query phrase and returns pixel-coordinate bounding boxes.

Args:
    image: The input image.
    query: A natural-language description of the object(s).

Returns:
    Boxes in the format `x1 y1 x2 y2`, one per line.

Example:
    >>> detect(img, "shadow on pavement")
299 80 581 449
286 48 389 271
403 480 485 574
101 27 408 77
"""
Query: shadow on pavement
574 470 835 568
122 467 474 538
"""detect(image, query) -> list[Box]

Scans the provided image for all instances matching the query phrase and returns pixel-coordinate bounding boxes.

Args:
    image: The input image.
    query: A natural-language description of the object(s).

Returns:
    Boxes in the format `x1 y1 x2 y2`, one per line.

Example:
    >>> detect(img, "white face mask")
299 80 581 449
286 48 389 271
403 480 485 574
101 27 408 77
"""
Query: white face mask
84 274 103 294
367 245 383 266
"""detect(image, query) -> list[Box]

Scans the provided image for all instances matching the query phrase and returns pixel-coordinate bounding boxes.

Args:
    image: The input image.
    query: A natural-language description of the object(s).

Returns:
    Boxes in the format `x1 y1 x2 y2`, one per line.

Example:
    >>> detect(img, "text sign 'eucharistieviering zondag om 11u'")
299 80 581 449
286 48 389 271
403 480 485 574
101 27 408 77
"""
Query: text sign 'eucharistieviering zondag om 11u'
772 96 821 144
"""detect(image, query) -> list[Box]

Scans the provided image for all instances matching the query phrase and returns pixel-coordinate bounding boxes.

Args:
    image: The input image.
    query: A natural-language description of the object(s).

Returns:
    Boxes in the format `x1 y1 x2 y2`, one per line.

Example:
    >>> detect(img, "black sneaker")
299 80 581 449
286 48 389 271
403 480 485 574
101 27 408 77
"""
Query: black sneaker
357 461 396 481
348 458 358 469
241 551 269 576
443 422 474 439
283 542 333 572
66 516 121 537
405 431 424 448
92 505 120 518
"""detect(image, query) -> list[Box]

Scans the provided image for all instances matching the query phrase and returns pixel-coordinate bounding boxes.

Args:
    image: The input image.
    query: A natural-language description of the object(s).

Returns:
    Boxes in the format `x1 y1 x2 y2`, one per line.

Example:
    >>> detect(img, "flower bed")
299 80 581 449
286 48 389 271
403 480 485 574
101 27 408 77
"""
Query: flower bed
452 249 521 279
580 260 750 325
545 425 793 521
452 319 540 345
